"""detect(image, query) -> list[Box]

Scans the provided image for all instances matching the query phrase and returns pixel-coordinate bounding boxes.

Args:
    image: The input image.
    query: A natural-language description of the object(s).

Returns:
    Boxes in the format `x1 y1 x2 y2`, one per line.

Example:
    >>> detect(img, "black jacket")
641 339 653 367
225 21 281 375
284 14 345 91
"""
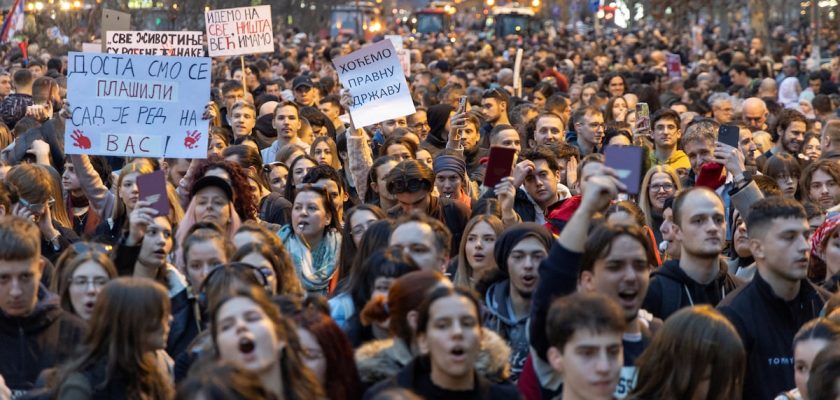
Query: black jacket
642 259 742 320
718 272 828 400
363 356 520 400
0 287 86 397
473 188 537 223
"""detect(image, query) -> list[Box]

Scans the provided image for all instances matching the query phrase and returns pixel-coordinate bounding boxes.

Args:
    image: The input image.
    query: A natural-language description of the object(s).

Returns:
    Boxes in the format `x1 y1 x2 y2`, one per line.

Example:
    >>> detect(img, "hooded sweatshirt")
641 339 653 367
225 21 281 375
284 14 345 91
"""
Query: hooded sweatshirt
0 286 86 397
642 258 742 320
484 280 529 381
422 104 456 156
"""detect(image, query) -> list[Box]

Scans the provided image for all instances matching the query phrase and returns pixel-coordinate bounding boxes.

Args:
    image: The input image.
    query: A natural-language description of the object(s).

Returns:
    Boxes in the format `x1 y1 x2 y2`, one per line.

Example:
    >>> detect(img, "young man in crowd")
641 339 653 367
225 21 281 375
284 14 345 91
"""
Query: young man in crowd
719 197 829 400
650 109 690 177
801 160 840 211
388 210 452 274
384 159 469 257
480 88 511 135
528 112 566 148
0 216 85 397
291 75 319 107
523 164 661 399
227 100 257 143
570 106 605 157
318 95 347 136
261 100 309 162
765 108 808 158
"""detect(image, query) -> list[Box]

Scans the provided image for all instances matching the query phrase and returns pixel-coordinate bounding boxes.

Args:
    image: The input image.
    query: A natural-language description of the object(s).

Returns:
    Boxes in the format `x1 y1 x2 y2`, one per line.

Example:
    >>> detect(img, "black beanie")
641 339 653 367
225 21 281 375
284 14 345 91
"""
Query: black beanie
493 223 553 277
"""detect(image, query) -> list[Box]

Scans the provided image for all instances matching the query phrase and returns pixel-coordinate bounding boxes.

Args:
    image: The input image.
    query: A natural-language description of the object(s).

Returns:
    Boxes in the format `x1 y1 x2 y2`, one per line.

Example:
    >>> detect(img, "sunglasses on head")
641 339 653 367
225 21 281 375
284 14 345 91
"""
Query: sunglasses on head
387 177 432 194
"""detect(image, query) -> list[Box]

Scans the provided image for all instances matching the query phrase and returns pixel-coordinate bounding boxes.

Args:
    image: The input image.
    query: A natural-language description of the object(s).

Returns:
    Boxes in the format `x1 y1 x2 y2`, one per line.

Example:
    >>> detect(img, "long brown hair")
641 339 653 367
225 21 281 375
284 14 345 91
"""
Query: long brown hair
453 214 504 290
54 250 117 316
295 308 363 400
232 241 304 300
51 277 174 400
113 160 154 222
628 305 746 400
210 287 324 400
360 270 446 344
7 163 71 228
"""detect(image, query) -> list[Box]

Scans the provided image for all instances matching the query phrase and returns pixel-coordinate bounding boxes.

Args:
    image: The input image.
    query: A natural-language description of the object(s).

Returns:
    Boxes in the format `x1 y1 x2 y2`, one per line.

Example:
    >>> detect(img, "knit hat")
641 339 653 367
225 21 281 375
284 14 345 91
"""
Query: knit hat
433 155 466 177
493 223 553 277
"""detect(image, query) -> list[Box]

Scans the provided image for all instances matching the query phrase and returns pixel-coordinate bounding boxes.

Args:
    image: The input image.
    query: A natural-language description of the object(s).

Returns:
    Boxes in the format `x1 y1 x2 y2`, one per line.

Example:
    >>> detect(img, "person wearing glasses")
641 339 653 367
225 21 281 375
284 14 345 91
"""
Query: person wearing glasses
639 165 682 245
569 106 605 157
0 216 86 397
52 243 117 321
7 163 78 263
384 160 469 259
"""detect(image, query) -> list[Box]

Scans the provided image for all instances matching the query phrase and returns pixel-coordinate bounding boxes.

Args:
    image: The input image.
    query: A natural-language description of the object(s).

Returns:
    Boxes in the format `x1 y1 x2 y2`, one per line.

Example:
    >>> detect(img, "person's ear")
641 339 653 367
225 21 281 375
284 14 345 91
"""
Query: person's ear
417 332 429 355
749 237 764 260
370 181 379 194
547 346 565 374
0 204 6 216
161 160 171 174
407 310 419 333
674 223 684 242
529 139 537 149
579 270 595 292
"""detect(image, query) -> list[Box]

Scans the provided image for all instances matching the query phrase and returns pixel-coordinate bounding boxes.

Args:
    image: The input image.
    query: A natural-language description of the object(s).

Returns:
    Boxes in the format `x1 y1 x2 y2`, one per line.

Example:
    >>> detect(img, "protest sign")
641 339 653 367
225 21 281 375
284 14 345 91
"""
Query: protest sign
205 5 274 57
101 10 130 53
81 43 101 53
106 31 205 57
385 35 410 77
666 53 681 79
332 40 415 128
64 52 211 159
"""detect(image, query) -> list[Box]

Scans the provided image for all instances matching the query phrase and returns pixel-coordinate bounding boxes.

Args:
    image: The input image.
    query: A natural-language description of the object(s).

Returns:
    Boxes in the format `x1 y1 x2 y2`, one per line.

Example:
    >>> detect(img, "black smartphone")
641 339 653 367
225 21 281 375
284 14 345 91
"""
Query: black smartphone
718 125 740 148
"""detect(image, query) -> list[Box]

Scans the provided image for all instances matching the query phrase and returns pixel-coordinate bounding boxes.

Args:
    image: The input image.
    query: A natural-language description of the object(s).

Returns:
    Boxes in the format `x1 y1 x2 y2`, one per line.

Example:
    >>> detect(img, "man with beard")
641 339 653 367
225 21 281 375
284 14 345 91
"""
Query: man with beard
719 197 828 400
765 108 807 159
523 165 662 399
480 88 511 136
484 223 552 381
260 101 310 163
801 160 840 211
642 188 743 320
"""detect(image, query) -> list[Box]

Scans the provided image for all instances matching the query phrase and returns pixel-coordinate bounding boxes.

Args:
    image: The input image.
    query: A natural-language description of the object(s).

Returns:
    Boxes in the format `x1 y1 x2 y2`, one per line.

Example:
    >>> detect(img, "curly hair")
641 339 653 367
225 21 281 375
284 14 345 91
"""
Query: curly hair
187 157 258 221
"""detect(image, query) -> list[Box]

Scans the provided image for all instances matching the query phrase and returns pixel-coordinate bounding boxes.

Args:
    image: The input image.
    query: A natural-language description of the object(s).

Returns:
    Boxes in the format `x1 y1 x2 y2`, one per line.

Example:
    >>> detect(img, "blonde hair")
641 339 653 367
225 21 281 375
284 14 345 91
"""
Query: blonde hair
639 165 682 229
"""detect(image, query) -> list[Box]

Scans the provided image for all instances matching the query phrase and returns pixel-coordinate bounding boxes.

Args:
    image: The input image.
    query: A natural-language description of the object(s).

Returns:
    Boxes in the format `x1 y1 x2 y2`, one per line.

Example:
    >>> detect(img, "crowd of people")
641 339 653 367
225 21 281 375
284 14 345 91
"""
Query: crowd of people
0 17 839 400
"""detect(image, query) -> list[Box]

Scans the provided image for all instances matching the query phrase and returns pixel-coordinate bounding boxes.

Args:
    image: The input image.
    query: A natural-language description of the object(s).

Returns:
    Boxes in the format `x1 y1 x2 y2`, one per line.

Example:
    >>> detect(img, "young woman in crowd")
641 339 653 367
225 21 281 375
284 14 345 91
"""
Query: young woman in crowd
232 241 305 299
764 152 802 199
181 159 258 221
364 286 519 399
806 342 840 400
181 223 233 294
283 155 319 200
809 215 840 292
628 305 746 400
638 165 681 245
278 185 341 296
50 277 175 398
295 307 363 400
337 204 386 287
61 155 111 239
210 286 323 399
802 132 822 162
53 246 117 321
330 247 418 347
310 136 343 172
207 127 230 158
605 96 629 122
356 270 512 387
263 162 289 195
776 318 840 400
175 176 242 270
453 215 505 292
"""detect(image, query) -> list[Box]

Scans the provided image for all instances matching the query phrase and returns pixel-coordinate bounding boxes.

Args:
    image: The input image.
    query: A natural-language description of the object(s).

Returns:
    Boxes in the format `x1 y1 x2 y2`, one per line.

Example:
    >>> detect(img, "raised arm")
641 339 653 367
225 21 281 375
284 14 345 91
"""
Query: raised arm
341 89 373 201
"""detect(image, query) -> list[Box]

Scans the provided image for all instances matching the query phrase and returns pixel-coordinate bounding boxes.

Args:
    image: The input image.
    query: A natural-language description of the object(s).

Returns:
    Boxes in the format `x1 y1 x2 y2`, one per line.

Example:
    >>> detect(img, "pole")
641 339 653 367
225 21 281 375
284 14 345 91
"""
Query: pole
240 55 247 92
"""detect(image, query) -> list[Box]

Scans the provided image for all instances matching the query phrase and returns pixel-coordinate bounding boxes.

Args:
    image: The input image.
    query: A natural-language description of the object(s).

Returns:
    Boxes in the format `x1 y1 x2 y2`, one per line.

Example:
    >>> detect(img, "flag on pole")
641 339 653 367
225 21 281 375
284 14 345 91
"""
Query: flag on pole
0 0 25 43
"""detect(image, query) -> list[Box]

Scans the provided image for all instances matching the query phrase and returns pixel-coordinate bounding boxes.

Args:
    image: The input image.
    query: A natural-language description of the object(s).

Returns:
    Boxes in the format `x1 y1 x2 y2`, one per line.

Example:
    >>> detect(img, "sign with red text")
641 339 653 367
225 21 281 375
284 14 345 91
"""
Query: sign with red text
666 53 681 79
333 40 415 128
205 5 273 57
64 52 211 158
106 31 205 57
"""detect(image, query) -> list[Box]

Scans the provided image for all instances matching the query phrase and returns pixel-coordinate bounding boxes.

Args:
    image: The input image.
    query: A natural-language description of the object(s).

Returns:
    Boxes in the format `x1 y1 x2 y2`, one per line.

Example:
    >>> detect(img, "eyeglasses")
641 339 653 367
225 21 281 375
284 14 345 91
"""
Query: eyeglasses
70 276 109 289
649 183 675 192
387 177 432 194
19 197 55 214
71 241 112 255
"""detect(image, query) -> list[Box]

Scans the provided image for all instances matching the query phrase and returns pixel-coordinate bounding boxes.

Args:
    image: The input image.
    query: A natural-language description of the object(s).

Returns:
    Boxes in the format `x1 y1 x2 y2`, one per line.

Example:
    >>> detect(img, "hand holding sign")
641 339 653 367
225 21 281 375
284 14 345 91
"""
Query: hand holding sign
70 129 91 149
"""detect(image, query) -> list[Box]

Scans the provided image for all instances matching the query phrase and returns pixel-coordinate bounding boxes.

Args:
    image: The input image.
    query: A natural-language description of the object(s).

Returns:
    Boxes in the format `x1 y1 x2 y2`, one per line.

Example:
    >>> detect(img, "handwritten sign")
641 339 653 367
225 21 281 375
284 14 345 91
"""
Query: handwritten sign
666 53 681 79
64 52 211 158
106 31 205 57
332 40 415 128
205 5 274 57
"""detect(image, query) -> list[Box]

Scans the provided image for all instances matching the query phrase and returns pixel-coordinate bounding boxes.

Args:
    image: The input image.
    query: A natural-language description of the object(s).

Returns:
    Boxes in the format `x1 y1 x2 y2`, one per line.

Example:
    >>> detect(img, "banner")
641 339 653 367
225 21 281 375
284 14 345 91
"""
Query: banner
106 31 205 57
64 52 211 159
205 5 274 57
332 40 415 128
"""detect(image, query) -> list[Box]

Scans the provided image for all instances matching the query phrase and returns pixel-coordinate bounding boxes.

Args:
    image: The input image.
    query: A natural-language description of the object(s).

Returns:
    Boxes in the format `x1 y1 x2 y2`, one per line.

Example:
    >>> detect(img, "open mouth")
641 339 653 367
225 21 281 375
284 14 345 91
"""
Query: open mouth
450 345 466 361
297 221 309 231
84 300 95 311
521 274 537 286
238 337 255 354
153 249 166 257
618 290 637 303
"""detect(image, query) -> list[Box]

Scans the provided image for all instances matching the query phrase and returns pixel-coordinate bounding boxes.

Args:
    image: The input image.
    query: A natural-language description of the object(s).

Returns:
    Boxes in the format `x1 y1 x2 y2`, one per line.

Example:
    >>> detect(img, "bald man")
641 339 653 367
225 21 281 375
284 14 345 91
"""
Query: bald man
742 97 769 132
756 78 777 98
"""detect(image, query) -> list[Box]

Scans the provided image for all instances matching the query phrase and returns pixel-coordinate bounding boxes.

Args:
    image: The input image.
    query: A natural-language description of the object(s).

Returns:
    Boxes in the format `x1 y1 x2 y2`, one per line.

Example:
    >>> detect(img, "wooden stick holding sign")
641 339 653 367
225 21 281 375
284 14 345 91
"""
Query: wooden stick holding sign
241 55 247 92
513 48 523 98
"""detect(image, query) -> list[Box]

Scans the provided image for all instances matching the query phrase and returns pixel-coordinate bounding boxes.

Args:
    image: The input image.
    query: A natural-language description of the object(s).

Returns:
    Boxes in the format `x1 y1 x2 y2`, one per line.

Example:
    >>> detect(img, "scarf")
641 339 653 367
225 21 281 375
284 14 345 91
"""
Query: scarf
278 225 341 296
